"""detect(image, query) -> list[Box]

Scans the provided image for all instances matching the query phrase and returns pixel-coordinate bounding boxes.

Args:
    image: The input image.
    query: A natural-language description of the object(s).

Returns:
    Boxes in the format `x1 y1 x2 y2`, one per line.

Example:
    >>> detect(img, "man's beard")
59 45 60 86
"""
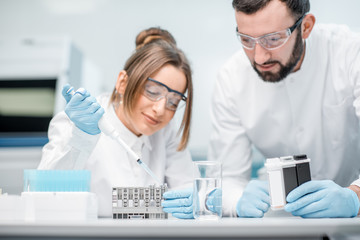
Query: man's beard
252 30 304 83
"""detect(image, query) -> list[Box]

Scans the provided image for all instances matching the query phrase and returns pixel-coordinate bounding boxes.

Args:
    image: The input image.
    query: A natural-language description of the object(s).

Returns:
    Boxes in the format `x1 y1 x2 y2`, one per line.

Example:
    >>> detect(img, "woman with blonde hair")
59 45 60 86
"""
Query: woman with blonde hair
38 27 193 218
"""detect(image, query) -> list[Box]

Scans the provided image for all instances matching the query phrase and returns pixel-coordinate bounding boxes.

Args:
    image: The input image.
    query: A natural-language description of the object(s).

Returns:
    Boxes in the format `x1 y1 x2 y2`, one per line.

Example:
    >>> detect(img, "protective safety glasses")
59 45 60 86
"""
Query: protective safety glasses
236 15 305 50
143 78 187 111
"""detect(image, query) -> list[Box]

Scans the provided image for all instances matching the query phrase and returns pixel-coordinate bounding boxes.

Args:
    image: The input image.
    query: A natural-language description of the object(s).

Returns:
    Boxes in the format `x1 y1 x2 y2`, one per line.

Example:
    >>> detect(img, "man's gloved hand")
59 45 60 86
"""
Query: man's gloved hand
162 188 193 219
285 180 360 218
236 180 270 218
62 84 104 135
205 188 222 216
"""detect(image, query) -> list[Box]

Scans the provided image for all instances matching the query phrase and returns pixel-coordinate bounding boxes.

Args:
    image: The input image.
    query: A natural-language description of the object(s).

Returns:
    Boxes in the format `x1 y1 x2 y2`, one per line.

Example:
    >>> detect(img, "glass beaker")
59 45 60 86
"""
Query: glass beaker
193 161 222 220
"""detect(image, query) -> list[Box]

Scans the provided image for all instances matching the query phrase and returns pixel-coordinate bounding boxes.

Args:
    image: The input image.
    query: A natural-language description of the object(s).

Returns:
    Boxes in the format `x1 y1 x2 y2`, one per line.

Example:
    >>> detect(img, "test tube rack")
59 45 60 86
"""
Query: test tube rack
112 184 168 219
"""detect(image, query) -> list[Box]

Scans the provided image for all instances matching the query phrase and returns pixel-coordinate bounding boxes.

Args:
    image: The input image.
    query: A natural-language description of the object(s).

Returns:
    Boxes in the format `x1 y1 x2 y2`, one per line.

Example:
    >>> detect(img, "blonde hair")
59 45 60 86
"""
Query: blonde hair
110 27 193 151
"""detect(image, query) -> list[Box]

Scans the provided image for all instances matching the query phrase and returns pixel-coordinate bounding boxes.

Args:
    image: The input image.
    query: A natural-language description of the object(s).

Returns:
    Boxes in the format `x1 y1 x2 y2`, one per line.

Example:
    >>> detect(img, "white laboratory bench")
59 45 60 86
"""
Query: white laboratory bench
0 217 359 240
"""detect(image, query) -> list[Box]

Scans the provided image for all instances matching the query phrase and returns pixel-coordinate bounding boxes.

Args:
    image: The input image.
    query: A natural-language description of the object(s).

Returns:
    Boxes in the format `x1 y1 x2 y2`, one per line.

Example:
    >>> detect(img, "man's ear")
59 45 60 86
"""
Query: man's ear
115 70 128 94
302 14 316 40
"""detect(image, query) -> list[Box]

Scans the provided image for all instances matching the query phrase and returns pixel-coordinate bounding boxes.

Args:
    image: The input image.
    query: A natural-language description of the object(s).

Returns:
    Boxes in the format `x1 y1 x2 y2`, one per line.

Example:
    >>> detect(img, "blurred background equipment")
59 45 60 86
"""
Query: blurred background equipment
0 37 101 194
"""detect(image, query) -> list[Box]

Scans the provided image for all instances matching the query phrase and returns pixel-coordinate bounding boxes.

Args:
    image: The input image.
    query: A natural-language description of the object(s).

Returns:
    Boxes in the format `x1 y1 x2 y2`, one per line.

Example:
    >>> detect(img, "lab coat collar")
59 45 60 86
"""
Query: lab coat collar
106 102 153 153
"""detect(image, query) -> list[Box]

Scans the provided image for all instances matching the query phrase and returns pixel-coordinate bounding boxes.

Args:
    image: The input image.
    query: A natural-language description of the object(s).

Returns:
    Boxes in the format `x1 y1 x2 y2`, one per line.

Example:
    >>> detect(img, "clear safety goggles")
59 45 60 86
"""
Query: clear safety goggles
143 78 187 111
236 15 305 50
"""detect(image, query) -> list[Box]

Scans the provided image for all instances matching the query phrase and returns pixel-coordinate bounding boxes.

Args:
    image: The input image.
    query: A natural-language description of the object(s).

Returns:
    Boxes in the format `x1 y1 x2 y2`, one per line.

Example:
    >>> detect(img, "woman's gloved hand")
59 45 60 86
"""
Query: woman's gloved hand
236 180 270 218
285 180 360 218
62 84 104 135
162 188 193 219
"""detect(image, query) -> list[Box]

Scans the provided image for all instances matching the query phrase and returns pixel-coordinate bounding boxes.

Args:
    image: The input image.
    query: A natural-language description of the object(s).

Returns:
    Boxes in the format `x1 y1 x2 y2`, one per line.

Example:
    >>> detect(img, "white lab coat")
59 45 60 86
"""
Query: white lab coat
38 93 193 217
209 24 360 217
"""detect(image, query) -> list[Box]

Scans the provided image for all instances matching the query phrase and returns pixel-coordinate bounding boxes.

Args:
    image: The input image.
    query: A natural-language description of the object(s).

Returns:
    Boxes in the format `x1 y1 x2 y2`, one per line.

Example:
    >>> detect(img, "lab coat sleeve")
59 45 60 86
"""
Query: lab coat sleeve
208 65 253 217
163 121 193 190
350 30 360 187
38 111 100 170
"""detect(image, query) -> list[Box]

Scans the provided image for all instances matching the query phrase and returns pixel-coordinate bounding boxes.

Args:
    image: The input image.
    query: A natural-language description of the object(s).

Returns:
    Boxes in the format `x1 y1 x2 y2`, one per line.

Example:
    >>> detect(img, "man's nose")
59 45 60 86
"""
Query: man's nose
253 43 271 65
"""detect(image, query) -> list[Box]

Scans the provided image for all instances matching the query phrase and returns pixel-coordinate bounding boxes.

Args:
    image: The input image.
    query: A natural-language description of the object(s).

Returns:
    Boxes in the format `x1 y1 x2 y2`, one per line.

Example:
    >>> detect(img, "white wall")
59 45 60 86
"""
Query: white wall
0 0 359 159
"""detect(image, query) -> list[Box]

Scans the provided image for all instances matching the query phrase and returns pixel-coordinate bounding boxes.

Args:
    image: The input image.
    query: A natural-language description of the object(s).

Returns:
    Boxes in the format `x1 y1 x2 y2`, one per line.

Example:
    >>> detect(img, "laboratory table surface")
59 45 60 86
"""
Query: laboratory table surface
0 217 360 240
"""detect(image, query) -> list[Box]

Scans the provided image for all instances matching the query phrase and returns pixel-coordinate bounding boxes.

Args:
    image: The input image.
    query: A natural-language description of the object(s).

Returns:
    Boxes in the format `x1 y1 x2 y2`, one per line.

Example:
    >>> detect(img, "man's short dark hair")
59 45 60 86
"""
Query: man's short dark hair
232 0 310 19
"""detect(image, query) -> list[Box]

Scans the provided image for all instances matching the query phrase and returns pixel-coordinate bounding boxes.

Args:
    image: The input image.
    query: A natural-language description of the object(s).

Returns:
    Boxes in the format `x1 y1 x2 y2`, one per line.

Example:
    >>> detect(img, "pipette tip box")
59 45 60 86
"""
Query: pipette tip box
0 169 98 221
23 169 91 192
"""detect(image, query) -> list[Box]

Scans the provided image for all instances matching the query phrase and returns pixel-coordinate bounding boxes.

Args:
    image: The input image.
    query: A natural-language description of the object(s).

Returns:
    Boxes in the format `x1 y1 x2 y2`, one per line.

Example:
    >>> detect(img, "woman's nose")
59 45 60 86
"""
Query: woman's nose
152 97 167 115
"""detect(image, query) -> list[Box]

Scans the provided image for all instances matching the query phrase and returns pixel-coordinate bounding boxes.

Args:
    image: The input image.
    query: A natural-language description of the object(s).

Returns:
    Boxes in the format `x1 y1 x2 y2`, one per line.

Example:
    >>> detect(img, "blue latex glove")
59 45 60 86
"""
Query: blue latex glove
236 180 270 218
285 180 360 218
162 188 193 219
205 188 222 216
62 84 104 135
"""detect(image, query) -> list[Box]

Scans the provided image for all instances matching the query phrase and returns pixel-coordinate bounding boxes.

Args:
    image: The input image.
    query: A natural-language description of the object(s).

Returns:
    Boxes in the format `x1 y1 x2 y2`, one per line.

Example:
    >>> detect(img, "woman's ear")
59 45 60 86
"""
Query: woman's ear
302 14 316 40
115 70 128 94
